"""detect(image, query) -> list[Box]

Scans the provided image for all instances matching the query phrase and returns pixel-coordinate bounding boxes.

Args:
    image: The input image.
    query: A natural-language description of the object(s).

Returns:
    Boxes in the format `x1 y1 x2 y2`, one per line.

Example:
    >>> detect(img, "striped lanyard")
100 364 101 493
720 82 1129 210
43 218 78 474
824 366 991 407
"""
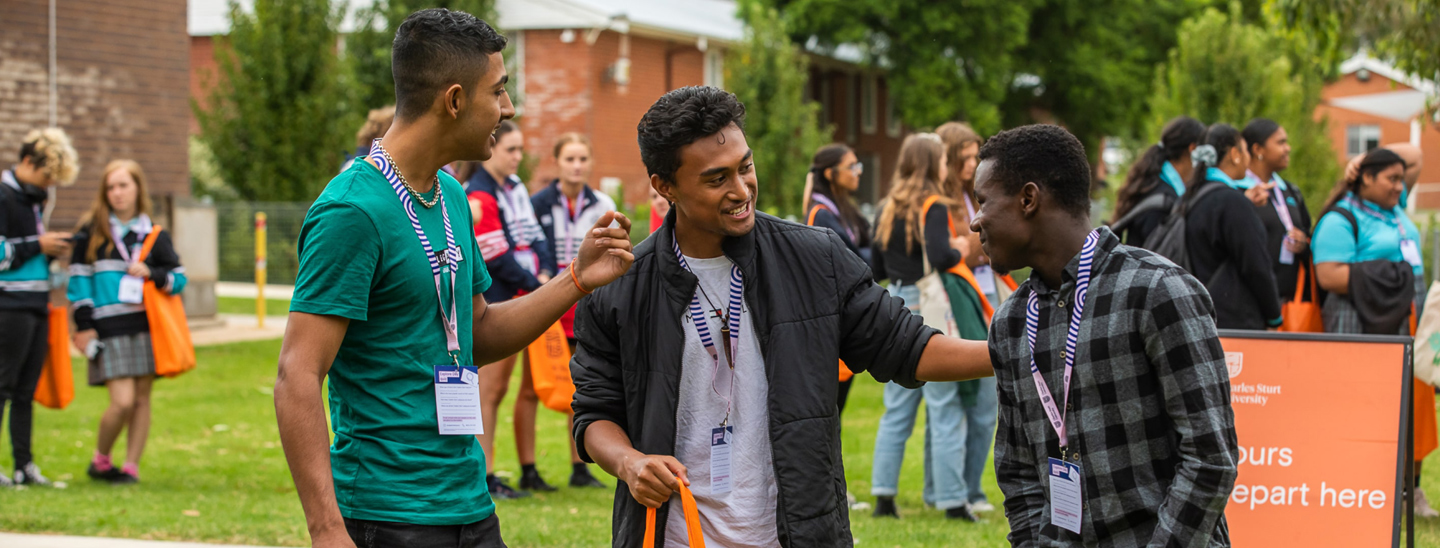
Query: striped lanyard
1024 229 1100 451
369 141 462 356
108 214 150 264
1347 196 1411 241
672 232 744 426
811 193 855 242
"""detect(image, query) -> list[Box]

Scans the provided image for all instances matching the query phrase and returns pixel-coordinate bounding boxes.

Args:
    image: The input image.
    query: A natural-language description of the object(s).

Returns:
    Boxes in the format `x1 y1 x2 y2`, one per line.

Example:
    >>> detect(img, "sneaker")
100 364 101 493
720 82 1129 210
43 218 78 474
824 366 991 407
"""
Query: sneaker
519 468 557 492
14 463 51 486
111 471 140 485
0 473 11 488
87 463 125 482
569 468 607 489
487 475 530 499
1417 487 1440 518
872 496 899 518
945 504 980 522
969 500 996 513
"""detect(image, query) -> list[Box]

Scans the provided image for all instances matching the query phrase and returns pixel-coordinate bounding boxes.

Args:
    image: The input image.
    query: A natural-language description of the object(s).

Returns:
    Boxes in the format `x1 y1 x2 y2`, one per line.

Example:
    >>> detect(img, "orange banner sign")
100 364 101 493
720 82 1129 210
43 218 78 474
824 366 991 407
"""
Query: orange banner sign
1220 331 1411 547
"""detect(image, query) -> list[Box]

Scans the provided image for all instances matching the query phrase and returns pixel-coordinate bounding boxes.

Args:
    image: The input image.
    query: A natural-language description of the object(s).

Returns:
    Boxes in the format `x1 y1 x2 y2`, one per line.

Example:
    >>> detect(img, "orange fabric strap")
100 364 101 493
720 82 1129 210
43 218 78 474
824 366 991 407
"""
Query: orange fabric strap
643 481 706 548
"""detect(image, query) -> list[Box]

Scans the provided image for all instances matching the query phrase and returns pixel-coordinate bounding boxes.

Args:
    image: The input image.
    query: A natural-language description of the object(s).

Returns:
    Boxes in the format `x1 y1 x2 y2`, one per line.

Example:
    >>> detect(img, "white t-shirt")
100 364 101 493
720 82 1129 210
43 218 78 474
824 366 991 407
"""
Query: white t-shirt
665 254 780 547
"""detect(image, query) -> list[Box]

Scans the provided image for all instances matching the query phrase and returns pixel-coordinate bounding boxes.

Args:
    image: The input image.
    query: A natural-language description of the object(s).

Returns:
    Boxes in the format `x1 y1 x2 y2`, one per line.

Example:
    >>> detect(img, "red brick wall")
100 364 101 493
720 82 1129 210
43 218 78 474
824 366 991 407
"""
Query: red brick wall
811 67 906 203
519 29 712 206
190 35 220 134
0 0 190 229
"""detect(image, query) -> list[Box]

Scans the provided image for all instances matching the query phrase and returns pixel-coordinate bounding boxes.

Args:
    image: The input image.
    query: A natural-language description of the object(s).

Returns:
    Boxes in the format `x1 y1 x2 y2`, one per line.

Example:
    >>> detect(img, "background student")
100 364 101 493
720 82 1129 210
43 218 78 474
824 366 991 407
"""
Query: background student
530 132 612 489
0 128 78 487
69 160 187 484
1110 116 1204 247
869 133 979 522
1242 118 1314 314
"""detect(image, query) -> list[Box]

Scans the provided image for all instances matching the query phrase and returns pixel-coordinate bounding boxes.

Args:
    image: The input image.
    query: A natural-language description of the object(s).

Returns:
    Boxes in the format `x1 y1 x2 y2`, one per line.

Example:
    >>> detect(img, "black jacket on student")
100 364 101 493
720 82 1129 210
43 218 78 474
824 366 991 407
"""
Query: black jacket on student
570 210 939 547
871 200 962 285
1183 177 1284 329
1250 177 1313 302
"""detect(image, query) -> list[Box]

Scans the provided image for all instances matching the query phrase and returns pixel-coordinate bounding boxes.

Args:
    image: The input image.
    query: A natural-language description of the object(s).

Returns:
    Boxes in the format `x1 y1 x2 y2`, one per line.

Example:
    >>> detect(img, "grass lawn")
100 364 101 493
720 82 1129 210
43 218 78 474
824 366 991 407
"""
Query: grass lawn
1 338 1438 546
216 297 291 317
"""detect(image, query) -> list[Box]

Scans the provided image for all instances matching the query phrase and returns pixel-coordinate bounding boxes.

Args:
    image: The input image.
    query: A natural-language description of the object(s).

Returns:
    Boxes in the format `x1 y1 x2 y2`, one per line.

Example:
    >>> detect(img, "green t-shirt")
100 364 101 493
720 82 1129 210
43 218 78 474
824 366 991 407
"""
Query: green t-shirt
291 160 494 525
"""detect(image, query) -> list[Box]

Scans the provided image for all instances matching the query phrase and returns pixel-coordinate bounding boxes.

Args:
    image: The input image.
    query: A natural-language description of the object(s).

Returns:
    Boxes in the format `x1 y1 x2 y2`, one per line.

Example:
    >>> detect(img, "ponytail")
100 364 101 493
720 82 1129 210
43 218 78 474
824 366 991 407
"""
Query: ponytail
1112 116 1204 221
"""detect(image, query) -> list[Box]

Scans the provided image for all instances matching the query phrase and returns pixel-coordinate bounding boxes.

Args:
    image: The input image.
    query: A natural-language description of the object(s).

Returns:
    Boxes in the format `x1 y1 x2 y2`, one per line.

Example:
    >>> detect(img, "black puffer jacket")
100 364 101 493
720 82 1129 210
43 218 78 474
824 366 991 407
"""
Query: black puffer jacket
571 211 939 547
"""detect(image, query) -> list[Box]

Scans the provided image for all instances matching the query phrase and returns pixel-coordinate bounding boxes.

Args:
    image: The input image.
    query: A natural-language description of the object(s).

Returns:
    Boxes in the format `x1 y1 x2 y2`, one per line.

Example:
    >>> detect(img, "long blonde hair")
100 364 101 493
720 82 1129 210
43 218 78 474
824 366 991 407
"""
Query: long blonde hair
81 160 153 263
876 133 949 253
936 122 981 216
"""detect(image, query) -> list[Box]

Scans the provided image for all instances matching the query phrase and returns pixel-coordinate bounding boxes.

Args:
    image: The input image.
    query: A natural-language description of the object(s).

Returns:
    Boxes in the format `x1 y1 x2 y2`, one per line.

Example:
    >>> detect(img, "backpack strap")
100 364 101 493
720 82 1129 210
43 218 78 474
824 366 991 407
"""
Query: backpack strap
1324 207 1361 243
1110 193 1171 233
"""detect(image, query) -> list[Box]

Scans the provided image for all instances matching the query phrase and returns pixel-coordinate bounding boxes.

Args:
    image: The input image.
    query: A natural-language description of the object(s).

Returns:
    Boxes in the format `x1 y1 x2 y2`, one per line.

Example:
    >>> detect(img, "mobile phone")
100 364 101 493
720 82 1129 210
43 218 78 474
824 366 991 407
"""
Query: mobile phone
85 339 104 360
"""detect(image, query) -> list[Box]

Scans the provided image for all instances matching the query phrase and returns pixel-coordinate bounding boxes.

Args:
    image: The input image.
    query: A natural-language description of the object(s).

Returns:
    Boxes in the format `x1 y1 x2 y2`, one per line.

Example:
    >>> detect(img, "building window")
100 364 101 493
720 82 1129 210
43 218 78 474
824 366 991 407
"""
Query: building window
704 49 725 89
819 77 832 127
861 75 878 135
845 74 857 143
884 85 902 138
1346 125 1381 157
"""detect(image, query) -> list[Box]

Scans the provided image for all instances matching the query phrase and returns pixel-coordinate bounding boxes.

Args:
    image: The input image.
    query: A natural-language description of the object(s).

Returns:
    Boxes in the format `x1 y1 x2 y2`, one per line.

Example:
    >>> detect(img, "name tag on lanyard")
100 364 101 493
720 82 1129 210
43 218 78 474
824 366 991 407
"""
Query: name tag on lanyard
1048 457 1083 534
118 275 145 304
973 265 997 296
434 365 483 435
1402 239 1422 267
711 425 734 495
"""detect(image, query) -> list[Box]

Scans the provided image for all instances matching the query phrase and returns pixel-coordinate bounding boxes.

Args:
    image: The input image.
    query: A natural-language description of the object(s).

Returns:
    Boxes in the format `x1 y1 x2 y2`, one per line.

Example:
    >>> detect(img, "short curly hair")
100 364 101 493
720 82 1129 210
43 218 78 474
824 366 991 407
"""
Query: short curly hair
977 124 1091 216
637 86 746 184
18 128 79 186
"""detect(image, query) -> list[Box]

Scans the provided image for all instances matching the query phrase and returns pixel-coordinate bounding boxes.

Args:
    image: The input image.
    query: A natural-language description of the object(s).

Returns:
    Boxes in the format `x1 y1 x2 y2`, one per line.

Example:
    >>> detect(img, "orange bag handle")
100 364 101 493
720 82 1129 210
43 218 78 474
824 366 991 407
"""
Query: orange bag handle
806 204 824 227
644 481 705 548
920 196 997 321
1292 262 1318 306
135 225 161 263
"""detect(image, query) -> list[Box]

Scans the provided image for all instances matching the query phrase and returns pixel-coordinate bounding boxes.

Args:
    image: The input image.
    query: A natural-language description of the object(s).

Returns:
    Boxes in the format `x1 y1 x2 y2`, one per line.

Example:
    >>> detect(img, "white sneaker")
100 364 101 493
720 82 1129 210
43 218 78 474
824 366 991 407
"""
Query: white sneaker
1417 487 1440 518
14 462 51 486
969 500 996 513
0 472 12 488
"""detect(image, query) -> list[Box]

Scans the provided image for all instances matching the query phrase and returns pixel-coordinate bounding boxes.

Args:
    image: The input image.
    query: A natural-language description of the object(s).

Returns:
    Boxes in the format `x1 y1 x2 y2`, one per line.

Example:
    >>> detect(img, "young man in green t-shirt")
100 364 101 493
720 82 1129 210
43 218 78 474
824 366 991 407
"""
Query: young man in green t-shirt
274 9 634 548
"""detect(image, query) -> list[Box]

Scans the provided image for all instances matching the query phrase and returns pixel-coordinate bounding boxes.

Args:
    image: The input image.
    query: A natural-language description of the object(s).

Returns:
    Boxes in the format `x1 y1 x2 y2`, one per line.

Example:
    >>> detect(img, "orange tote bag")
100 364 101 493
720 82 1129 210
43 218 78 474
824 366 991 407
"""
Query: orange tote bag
1279 263 1324 333
34 304 74 409
136 226 195 377
643 481 706 548
527 322 575 413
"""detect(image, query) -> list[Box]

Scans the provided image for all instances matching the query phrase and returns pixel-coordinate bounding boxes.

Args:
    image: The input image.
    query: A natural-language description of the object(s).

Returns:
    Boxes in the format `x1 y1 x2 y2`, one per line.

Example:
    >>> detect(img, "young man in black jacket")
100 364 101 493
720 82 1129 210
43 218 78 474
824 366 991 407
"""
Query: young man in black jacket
570 86 994 547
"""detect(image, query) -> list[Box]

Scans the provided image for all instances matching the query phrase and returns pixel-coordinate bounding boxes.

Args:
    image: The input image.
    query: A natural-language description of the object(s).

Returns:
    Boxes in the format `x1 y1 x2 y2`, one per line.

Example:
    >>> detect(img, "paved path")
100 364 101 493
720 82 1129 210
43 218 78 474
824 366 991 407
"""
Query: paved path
215 282 294 300
190 314 287 346
0 533 284 548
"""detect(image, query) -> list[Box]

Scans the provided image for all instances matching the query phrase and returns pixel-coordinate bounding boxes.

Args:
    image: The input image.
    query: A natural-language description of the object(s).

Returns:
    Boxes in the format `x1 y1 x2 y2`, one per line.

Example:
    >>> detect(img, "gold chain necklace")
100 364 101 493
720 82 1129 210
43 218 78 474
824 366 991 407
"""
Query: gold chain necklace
380 148 440 208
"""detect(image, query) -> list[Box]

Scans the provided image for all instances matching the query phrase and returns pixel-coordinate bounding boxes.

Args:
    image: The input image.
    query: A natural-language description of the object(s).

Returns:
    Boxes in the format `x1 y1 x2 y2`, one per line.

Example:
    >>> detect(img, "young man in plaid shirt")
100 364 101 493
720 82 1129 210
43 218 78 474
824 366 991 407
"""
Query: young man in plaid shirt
969 124 1238 547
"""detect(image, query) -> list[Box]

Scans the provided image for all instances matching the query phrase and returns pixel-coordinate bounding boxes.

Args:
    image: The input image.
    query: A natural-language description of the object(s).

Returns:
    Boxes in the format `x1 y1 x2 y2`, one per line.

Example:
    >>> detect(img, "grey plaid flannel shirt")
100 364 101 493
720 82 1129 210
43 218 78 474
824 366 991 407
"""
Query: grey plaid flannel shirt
989 227 1238 547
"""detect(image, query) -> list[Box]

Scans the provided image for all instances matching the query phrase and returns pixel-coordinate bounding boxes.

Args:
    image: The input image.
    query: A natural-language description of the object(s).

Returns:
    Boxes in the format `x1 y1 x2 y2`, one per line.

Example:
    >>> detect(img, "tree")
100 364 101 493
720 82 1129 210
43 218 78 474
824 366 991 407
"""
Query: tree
347 0 497 113
1149 6 1340 213
1273 0 1440 82
769 0 1034 134
729 0 831 217
195 0 356 202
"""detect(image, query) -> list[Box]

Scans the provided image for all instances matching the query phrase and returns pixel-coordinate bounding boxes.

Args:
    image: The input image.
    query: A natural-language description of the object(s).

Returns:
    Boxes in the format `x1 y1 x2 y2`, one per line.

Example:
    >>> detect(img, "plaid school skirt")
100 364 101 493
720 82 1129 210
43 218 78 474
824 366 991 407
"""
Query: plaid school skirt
88 332 157 386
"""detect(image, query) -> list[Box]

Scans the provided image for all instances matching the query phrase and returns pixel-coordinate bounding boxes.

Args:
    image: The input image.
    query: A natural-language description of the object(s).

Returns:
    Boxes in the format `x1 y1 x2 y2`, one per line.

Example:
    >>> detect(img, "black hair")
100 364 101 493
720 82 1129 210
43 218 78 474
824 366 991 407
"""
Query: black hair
17 141 43 167
809 143 870 245
1319 148 1407 214
1241 118 1282 157
495 119 520 141
637 86 747 184
1190 123 1245 190
391 8 507 120
977 124 1092 216
1112 116 1204 221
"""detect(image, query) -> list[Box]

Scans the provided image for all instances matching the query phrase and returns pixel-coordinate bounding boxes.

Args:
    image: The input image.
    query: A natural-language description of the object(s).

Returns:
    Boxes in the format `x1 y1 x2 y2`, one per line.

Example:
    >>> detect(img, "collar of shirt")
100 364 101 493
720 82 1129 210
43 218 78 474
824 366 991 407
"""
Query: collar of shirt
1 169 20 192
1209 167 1250 190
1159 162 1186 197
109 213 152 238
1243 169 1289 192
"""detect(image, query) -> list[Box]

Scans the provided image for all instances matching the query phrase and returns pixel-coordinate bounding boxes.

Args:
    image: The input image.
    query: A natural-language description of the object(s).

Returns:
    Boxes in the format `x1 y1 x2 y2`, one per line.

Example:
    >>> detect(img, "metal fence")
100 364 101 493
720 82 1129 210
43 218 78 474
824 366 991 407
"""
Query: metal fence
216 201 311 284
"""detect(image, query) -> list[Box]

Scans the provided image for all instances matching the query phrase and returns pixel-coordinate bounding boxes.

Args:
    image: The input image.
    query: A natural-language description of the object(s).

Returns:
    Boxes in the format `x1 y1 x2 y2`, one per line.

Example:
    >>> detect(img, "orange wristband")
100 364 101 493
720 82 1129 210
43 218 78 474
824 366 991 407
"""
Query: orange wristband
570 259 592 294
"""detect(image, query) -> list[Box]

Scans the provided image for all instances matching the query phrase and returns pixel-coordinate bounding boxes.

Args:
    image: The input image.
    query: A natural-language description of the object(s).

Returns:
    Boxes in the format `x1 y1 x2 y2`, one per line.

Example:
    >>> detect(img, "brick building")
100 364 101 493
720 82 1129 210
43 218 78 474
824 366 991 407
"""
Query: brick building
0 0 191 229
498 0 910 208
1316 53 1440 210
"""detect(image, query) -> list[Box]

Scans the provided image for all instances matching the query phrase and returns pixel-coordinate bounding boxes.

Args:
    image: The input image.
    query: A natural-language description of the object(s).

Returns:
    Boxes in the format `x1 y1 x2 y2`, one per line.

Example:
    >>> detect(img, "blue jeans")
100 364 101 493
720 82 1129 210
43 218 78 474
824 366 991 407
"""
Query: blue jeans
869 283 969 510
960 375 997 503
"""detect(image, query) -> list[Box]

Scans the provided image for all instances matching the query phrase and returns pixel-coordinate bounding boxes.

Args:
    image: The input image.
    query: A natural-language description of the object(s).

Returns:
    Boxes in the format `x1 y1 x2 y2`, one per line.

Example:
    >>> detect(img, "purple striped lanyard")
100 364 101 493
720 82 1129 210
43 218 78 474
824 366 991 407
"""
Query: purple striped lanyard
673 232 744 426
811 194 856 242
1024 229 1100 451
369 141 462 357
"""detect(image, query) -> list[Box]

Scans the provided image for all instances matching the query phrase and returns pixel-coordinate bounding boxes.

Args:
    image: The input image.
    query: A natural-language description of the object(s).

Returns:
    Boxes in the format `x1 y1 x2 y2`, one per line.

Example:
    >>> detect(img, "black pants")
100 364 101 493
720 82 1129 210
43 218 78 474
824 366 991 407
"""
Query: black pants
0 309 47 468
837 378 854 415
345 514 507 548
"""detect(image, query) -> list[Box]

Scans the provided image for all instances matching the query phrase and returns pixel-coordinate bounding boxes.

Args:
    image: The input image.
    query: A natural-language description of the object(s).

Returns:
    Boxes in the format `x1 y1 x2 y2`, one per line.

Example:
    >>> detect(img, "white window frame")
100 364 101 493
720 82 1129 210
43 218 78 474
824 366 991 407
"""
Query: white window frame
884 84 902 138
704 49 725 89
1346 124 1381 158
861 74 878 135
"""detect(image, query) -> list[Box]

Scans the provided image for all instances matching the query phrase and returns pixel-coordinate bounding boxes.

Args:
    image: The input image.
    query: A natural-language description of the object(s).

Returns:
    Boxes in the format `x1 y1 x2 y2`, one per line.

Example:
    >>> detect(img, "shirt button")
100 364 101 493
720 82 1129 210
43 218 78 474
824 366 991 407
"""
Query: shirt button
1057 299 1066 307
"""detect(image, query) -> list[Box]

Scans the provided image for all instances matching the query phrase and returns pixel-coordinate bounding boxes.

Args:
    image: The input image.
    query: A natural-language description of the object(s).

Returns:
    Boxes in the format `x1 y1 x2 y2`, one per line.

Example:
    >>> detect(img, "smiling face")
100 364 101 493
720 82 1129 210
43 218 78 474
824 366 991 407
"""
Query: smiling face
970 159 1035 272
457 52 514 162
105 168 140 217
653 122 757 239
1359 163 1407 209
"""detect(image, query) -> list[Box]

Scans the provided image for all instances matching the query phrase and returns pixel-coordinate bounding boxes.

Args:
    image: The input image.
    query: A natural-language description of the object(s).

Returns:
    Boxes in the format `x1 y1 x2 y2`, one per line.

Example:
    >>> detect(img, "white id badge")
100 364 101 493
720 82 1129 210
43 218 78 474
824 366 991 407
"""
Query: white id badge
118 275 145 304
1402 239 1423 267
434 365 483 435
1048 457 1083 534
710 426 734 495
973 265 997 296
1279 246 1295 265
